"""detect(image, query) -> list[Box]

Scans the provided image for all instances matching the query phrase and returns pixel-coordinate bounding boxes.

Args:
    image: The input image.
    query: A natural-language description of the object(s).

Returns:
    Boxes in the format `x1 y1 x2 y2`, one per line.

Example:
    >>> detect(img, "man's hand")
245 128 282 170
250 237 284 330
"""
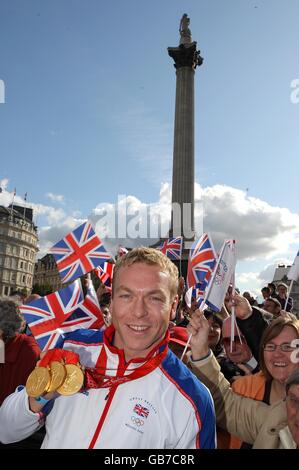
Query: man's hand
227 294 253 320
28 351 57 412
187 309 210 361
96 282 107 300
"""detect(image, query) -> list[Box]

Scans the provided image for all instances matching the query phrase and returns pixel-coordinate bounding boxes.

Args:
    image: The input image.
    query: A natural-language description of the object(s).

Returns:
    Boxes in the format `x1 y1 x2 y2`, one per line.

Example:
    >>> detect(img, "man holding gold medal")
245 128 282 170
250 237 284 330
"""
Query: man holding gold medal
0 247 216 449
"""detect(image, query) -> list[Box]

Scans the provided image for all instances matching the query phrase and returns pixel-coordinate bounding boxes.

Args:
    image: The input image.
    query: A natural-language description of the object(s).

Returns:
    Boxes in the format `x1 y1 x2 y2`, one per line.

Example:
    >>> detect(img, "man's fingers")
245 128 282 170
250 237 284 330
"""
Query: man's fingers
187 324 199 337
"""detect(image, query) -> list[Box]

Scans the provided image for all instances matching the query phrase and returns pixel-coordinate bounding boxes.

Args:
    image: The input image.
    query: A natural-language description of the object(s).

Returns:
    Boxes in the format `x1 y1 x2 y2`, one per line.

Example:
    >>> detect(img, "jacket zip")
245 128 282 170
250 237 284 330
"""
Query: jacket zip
88 386 117 449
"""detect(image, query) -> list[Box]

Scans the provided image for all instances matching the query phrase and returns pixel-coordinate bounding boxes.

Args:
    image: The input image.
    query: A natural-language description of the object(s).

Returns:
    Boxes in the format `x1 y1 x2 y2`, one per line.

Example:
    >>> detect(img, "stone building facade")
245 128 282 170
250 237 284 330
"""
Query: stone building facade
0 205 38 296
33 253 61 294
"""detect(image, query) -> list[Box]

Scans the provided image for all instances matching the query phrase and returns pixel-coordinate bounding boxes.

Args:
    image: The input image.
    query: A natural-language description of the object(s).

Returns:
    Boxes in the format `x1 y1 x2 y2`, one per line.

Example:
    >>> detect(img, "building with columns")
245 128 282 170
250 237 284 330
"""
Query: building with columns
0 205 38 296
33 253 62 294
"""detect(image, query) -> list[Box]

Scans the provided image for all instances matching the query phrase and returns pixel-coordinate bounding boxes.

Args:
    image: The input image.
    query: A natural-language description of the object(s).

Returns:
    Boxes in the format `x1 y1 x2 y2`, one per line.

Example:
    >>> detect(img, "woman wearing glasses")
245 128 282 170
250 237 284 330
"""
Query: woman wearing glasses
229 313 299 448
187 301 299 448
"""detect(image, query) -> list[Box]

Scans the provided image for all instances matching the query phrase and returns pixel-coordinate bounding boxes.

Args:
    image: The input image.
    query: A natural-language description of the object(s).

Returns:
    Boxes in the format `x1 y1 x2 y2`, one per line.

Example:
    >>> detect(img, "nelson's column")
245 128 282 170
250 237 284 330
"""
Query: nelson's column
167 14 203 274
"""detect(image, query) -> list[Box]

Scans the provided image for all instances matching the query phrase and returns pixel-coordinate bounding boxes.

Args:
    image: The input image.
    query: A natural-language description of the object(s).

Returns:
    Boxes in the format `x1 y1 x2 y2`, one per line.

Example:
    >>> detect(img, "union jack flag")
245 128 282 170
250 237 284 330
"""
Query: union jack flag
117 246 128 257
19 280 84 351
69 293 105 331
133 404 149 418
185 285 204 309
50 221 112 283
187 233 217 290
156 236 183 260
94 262 114 292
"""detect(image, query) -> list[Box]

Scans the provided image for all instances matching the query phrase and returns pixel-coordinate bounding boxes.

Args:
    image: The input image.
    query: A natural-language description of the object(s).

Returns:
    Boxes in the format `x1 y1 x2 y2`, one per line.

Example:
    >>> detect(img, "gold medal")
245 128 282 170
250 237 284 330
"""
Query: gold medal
46 361 67 393
26 367 51 398
56 364 84 396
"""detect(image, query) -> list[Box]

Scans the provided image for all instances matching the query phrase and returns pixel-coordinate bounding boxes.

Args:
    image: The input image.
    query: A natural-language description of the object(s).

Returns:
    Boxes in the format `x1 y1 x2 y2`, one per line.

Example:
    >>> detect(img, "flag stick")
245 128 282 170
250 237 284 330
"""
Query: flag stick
229 242 240 352
284 280 294 310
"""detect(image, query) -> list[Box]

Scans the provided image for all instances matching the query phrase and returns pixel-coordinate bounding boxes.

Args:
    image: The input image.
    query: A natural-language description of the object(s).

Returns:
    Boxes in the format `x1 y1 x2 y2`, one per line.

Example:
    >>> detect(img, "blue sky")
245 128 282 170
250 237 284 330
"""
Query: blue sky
1 0 299 298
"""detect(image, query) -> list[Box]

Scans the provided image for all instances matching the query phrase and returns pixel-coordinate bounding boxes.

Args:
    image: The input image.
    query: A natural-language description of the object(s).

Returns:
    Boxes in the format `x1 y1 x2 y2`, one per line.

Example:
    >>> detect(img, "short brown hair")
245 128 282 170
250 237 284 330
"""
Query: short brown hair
259 314 299 381
112 246 179 298
0 296 25 343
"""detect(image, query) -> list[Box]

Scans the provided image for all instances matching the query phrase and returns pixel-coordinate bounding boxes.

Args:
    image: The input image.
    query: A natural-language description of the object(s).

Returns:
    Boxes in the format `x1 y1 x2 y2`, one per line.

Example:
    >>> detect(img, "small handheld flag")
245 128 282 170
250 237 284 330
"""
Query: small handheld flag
94 262 114 293
156 236 183 260
20 280 84 351
50 221 112 283
186 233 216 290
205 240 236 312
287 251 299 282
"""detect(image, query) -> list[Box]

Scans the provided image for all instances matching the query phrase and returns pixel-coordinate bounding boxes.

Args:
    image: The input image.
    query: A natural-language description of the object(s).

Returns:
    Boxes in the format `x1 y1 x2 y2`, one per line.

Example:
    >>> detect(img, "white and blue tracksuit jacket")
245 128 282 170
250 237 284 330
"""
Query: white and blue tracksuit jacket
0 328 216 449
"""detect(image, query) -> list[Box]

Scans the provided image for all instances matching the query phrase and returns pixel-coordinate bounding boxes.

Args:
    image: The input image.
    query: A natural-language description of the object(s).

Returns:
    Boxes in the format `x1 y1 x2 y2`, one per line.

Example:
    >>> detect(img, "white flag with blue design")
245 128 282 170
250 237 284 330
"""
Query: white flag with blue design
205 240 236 312
288 251 299 282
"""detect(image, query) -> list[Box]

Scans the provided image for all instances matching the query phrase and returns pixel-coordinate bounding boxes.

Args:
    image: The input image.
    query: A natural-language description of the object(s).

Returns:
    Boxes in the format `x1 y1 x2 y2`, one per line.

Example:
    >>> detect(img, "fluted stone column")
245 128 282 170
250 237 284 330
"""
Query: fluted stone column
168 25 203 253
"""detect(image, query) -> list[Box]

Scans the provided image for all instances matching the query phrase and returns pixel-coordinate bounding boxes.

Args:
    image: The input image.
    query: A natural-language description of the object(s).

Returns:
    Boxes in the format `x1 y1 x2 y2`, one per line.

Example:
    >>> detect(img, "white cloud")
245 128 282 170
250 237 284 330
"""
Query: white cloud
258 263 279 284
3 178 299 297
199 184 299 259
45 193 65 203
0 184 28 207
236 271 262 299
37 216 85 258
0 178 9 190
86 182 299 265
89 186 172 255
31 203 66 225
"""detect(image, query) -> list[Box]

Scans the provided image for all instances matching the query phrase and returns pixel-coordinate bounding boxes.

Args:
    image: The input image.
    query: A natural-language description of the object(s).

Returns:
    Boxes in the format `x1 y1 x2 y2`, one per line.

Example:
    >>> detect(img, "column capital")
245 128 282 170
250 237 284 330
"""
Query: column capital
168 42 203 70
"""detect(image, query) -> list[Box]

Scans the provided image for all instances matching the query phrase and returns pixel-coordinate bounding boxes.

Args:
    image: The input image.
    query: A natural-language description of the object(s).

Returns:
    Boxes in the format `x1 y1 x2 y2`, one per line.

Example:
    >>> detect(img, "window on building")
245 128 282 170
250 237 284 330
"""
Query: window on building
22 274 26 283
4 286 9 295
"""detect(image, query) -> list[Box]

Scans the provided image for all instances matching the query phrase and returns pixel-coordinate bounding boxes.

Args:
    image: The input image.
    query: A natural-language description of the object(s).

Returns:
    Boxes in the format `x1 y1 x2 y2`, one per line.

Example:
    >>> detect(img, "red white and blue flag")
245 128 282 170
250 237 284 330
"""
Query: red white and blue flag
205 239 236 312
117 246 128 257
156 236 183 260
19 280 84 351
185 285 204 309
133 404 149 418
50 221 111 283
187 233 217 290
94 262 114 292
69 293 105 331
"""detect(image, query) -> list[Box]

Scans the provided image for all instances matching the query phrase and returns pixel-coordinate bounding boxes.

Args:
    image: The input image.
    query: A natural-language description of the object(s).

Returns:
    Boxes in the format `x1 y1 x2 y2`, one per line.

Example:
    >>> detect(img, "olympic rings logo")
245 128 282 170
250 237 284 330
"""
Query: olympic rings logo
131 416 144 426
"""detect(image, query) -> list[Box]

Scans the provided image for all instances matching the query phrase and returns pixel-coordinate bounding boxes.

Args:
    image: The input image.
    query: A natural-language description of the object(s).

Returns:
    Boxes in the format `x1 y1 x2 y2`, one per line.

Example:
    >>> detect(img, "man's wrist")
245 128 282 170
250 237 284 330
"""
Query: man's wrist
241 306 253 320
29 395 51 413
190 348 211 362
34 395 50 406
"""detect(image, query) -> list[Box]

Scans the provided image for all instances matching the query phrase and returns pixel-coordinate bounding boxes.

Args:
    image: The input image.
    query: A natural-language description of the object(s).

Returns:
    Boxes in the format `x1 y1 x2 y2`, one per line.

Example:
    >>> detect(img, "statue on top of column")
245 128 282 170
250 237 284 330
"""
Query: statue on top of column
179 13 192 45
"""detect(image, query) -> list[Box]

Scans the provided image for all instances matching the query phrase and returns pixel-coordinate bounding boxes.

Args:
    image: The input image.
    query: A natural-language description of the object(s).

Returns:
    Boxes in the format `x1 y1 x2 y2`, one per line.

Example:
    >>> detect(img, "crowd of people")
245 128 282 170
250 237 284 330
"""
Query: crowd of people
0 247 298 449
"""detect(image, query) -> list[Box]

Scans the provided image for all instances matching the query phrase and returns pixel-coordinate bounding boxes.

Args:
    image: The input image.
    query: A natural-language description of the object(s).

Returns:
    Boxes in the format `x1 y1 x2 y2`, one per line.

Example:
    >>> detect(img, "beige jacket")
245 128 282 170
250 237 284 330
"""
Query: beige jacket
189 352 290 449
